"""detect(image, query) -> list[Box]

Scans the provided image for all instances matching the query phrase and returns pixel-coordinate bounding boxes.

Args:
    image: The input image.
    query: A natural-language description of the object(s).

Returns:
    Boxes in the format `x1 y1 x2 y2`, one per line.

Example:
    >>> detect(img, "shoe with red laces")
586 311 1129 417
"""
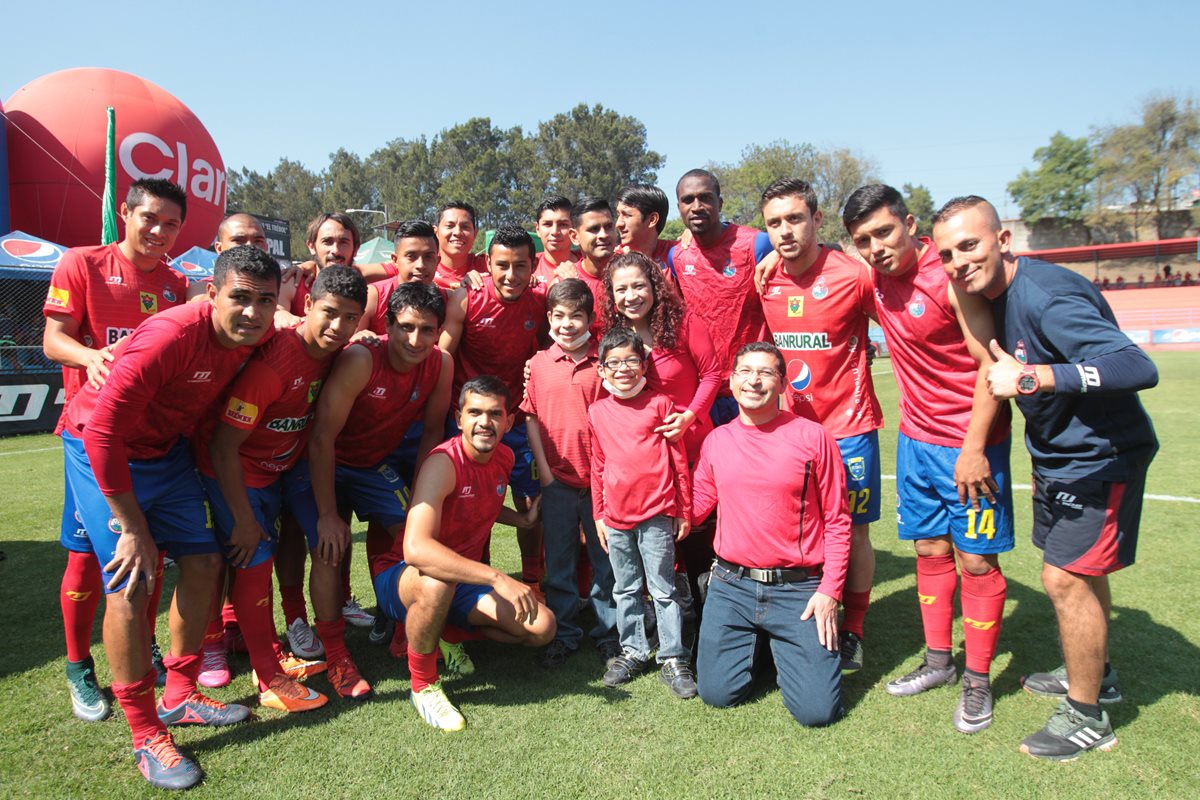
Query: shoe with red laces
133 731 203 790
326 656 372 700
157 692 251 726
258 674 328 713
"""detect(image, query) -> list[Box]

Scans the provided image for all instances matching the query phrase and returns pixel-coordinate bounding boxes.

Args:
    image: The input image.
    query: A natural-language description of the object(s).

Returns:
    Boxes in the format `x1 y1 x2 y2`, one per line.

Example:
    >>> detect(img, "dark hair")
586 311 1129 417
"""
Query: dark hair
734 341 786 377
760 178 818 215
305 212 361 251
676 168 721 198
459 374 510 410
932 195 996 227
488 225 536 261
603 251 684 350
437 200 477 229
598 326 645 362
615 185 669 234
387 281 446 327
570 197 613 228
392 219 437 244
842 184 909 230
212 245 281 289
546 278 594 319
311 265 367 310
125 178 188 221
535 196 573 220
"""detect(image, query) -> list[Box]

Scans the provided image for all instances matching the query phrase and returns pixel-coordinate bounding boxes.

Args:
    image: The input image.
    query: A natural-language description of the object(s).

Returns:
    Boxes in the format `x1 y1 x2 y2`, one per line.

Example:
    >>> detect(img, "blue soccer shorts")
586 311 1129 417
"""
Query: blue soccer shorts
284 457 410 549
373 561 493 631
199 474 282 568
838 430 881 526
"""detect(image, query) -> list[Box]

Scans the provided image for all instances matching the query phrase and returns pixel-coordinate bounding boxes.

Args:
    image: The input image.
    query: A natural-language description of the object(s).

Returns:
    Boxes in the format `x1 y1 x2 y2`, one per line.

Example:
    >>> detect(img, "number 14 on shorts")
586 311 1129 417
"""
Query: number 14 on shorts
964 507 995 539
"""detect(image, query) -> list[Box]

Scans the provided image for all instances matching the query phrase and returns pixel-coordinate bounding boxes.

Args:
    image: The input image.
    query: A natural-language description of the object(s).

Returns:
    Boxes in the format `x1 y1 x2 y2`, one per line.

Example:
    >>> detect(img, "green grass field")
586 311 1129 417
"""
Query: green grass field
1 353 1197 799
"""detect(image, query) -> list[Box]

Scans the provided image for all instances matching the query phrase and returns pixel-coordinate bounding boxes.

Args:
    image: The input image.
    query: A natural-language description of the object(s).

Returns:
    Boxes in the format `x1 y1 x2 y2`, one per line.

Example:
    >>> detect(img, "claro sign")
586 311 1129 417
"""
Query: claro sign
119 133 226 206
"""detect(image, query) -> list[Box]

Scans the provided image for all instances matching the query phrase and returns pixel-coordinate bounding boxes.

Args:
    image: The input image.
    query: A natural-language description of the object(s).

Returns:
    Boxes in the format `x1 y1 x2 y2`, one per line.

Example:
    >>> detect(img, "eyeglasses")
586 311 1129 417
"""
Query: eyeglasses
602 356 643 371
732 367 780 380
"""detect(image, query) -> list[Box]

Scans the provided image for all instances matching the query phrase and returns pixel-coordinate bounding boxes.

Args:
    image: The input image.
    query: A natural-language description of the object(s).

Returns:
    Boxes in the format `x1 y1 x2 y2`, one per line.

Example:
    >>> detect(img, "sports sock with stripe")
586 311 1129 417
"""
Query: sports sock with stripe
279 584 308 625
407 644 439 693
61 550 103 662
960 567 1006 675
113 670 165 747
315 617 350 665
231 559 284 690
161 651 202 709
915 553 957 653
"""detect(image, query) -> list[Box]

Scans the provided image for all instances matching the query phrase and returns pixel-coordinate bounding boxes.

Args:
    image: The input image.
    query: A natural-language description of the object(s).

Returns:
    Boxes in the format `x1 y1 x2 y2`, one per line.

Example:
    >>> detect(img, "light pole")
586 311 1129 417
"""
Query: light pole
345 207 389 234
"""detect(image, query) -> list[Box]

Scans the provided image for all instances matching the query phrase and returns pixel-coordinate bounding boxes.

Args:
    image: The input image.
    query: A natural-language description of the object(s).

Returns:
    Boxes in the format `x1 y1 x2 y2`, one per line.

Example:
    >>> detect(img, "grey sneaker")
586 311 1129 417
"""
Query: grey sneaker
839 631 864 673
886 660 957 696
603 652 650 687
659 658 697 699
1021 665 1122 704
286 618 324 659
953 673 993 734
66 656 111 722
1019 700 1117 761
368 615 394 646
342 597 375 628
596 639 622 669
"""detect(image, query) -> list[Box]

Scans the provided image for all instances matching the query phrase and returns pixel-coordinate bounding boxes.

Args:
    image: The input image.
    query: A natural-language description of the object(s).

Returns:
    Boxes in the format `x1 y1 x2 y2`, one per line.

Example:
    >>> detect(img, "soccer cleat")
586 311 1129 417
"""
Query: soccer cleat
1021 665 1122 704
326 656 372 700
66 656 111 722
286 618 324 659
659 658 698 699
839 631 864 674
157 692 251 727
369 615 394 646
603 652 650 688
278 652 326 680
953 673 994 734
133 731 202 790
411 681 466 731
258 674 328 713
197 642 231 688
342 597 375 628
597 639 623 669
540 639 575 669
151 640 167 687
886 660 958 697
1019 700 1117 761
438 639 476 679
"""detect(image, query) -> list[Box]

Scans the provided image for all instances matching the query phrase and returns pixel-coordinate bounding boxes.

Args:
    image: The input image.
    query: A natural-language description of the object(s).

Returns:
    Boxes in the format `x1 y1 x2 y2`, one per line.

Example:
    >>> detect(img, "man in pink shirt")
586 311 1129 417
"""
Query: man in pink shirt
692 342 851 727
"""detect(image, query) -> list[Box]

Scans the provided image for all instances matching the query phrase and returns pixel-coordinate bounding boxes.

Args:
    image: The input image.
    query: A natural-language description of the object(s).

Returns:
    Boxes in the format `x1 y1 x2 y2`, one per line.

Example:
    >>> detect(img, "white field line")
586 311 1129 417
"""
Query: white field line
0 446 59 457
881 474 1200 504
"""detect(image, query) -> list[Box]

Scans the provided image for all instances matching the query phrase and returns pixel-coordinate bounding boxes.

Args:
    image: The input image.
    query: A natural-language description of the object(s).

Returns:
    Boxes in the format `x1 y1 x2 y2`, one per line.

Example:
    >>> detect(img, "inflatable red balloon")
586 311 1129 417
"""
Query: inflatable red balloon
4 68 225 254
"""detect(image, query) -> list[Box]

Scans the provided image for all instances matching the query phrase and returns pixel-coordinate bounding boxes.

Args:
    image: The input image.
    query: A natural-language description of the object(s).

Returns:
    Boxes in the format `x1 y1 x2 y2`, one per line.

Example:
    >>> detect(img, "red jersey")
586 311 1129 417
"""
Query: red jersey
454 281 547 413
692 411 850 601
43 244 187 431
66 302 267 496
669 224 771 380
587 390 691 529
572 263 608 338
643 311 721 463
368 279 448 335
533 250 576 286
434 254 488 291
873 240 1010 448
289 273 314 317
193 327 334 487
375 436 513 569
336 341 446 468
760 246 883 440
519 340 605 488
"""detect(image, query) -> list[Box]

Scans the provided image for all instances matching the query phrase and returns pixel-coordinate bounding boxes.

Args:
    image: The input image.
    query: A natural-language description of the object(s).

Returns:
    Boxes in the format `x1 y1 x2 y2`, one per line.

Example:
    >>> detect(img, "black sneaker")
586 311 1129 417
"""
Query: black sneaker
602 652 650 687
839 631 864 673
1019 700 1117 761
659 658 697 699
953 672 993 734
150 640 167 687
368 616 394 646
540 639 575 669
596 639 622 669
1021 665 1122 704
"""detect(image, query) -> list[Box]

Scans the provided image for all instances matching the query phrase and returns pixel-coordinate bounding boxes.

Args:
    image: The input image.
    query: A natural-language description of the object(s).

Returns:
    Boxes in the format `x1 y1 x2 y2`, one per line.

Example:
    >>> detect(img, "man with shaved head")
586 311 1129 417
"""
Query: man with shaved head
186 214 271 300
934 195 1158 761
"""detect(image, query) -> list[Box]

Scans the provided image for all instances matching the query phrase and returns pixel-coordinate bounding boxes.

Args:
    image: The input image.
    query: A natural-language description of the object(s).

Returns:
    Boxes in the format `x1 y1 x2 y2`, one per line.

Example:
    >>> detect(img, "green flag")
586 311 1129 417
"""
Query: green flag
101 106 118 245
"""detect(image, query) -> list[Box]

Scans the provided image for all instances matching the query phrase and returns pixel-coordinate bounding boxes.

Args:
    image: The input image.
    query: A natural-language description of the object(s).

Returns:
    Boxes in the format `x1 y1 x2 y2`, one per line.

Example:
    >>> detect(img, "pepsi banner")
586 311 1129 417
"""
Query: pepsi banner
0 372 63 436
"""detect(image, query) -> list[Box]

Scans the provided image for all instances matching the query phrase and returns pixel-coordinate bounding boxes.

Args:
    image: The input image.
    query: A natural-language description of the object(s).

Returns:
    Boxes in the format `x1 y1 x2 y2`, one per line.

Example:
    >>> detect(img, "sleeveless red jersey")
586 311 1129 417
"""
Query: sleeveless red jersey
368 279 448 335
454 281 546 412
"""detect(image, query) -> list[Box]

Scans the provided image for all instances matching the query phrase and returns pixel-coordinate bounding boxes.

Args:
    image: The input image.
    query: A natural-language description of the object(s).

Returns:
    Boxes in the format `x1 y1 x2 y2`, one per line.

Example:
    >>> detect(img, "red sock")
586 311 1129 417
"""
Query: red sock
202 614 224 649
61 550 103 662
146 551 165 637
113 670 164 747
521 555 543 584
366 520 395 577
915 554 958 652
231 560 283 690
221 598 238 630
960 567 1007 675
407 644 439 692
842 589 871 637
279 584 307 625
315 617 350 664
441 625 484 644
161 651 202 709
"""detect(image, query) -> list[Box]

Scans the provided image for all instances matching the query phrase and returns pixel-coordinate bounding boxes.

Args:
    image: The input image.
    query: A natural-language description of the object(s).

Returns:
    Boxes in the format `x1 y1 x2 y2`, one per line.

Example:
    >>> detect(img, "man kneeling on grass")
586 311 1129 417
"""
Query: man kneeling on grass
371 375 554 731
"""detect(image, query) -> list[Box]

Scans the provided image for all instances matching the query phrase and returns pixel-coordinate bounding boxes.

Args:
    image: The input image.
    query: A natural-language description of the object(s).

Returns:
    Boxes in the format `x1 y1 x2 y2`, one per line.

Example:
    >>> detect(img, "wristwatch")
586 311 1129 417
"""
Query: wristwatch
1016 365 1040 395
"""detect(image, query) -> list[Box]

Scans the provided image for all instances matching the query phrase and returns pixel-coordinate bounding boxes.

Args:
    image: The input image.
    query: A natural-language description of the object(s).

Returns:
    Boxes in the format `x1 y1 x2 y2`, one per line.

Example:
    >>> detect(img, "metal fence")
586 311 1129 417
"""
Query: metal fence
0 276 56 375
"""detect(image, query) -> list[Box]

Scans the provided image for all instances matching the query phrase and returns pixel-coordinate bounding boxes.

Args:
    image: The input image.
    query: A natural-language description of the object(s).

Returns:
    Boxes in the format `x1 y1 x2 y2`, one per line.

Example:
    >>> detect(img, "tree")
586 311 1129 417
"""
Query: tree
227 158 324 256
1093 95 1200 239
323 148 374 232
1007 133 1095 234
901 183 935 237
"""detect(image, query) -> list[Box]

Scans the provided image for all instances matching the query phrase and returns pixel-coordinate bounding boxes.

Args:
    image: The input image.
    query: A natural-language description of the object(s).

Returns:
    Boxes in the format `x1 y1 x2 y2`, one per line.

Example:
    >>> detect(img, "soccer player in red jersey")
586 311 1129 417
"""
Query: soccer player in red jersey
362 220 465 340
194 266 370 713
668 169 774 424
442 226 549 591
299 282 454 700
185 213 270 300
615 184 675 269
757 178 883 674
433 201 489 290
372 375 552 730
60 245 279 790
566 197 617 338
43 178 189 723
532 196 578 285
276 212 360 324
843 185 1013 734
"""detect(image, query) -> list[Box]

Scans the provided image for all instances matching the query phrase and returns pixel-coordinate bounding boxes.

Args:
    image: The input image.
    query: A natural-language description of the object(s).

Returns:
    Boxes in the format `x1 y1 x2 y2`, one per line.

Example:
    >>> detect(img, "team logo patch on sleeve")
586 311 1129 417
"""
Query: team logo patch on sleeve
787 296 804 317
224 397 260 426
139 292 158 314
46 286 70 308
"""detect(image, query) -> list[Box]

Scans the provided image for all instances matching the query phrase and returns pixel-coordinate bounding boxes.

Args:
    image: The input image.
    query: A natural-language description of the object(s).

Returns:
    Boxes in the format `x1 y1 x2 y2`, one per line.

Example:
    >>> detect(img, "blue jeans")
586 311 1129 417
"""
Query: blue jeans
698 563 843 727
543 480 617 649
607 514 686 661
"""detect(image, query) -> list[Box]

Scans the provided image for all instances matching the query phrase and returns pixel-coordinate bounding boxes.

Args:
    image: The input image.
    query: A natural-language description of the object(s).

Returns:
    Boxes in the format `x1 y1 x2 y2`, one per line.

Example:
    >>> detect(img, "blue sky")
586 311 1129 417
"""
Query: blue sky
3 0 1198 220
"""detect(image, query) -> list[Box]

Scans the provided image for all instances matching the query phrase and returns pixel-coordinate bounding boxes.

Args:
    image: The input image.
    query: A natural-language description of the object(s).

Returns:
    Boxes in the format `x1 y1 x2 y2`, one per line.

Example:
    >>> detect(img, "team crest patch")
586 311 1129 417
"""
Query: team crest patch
163 288 177 303
378 464 400 483
847 456 866 482
722 263 736 278
787 359 812 392
307 380 323 404
496 482 505 496
107 517 122 533
1014 340 1028 364
908 299 925 317
811 279 829 300
140 292 158 314
787 296 804 317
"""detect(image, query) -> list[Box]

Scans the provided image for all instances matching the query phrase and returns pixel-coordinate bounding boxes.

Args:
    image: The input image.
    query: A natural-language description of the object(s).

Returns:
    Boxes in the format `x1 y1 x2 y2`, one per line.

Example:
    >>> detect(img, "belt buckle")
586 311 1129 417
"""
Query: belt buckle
748 567 777 584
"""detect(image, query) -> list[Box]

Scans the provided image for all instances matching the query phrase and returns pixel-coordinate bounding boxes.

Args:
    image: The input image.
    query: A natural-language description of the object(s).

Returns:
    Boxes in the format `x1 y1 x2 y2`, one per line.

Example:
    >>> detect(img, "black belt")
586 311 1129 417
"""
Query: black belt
714 557 820 585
